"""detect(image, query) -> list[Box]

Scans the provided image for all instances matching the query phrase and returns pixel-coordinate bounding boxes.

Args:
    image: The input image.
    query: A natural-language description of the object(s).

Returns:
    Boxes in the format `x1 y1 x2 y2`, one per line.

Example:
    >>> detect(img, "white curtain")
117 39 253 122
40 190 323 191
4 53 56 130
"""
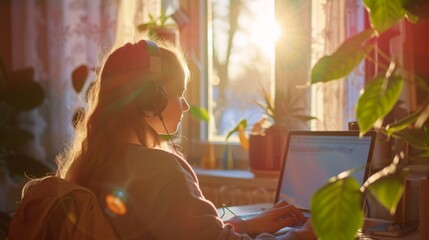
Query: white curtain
11 0 159 168
115 0 160 47
311 0 365 130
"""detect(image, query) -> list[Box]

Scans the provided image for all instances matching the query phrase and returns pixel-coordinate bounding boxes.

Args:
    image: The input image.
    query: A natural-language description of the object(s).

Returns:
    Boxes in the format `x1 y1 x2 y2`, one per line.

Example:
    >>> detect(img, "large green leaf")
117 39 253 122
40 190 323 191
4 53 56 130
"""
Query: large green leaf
386 105 425 134
2 80 45 111
0 127 34 150
393 127 429 150
5 153 53 179
367 173 405 215
362 154 405 214
311 177 363 240
403 0 429 19
9 67 34 84
356 75 404 134
311 29 374 84
409 149 429 162
363 0 407 34
72 65 89 93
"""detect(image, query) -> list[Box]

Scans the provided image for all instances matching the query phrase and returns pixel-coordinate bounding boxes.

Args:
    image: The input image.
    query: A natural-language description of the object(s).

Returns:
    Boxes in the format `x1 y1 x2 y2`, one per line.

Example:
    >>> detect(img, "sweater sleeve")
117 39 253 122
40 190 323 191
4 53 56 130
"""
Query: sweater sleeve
128 153 251 240
92 147 306 240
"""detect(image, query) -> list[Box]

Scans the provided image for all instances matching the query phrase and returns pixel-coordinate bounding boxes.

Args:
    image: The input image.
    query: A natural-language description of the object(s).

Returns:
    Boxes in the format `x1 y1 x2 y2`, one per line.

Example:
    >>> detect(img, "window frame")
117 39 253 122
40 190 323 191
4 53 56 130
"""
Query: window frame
178 0 312 169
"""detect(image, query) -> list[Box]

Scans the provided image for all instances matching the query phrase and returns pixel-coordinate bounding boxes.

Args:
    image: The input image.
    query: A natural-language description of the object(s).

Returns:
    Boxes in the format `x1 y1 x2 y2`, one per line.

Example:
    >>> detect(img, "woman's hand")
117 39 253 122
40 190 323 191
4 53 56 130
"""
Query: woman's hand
293 219 317 239
243 200 307 235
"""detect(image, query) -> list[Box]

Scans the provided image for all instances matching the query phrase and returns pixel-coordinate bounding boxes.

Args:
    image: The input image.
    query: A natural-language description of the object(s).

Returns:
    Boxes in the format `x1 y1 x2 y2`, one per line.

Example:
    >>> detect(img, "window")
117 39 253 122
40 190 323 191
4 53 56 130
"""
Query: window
178 0 366 167
309 0 365 130
209 0 277 141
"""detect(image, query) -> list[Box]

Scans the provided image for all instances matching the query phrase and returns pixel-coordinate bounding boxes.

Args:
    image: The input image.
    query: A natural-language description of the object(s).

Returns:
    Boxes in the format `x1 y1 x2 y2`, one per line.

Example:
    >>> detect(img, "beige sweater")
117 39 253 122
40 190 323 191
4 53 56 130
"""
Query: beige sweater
88 145 304 240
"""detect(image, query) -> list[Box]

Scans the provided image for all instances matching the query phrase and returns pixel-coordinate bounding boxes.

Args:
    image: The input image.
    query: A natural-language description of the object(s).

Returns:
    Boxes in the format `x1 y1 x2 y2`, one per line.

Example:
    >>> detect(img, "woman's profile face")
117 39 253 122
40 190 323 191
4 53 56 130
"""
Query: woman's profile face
161 72 190 134
144 57 189 135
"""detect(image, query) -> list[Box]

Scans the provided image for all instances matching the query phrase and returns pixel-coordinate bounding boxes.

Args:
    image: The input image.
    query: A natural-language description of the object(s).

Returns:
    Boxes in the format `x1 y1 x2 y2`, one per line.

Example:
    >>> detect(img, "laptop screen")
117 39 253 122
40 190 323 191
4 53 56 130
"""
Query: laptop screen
275 131 376 211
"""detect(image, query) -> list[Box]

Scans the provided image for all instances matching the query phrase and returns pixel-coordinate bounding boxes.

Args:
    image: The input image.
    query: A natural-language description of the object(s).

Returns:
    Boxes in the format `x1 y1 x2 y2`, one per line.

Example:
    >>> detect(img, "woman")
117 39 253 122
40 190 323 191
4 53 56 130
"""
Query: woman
56 39 316 239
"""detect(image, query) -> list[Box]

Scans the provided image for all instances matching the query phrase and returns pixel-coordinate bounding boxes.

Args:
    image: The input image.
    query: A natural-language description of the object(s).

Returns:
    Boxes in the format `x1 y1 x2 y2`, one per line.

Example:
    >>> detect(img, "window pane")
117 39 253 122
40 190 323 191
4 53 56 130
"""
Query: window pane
310 0 365 130
209 0 276 141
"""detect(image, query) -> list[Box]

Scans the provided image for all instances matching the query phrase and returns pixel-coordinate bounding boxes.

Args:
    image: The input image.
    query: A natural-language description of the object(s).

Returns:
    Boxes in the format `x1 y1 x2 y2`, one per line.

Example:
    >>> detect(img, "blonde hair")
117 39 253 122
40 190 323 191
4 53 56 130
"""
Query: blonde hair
54 38 190 187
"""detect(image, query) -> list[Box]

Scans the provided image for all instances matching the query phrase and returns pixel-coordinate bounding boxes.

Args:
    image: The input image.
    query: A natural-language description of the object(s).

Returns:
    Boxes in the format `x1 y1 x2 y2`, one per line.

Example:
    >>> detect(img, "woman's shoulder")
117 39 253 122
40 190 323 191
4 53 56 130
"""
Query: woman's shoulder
124 145 183 171
126 144 174 157
123 145 198 181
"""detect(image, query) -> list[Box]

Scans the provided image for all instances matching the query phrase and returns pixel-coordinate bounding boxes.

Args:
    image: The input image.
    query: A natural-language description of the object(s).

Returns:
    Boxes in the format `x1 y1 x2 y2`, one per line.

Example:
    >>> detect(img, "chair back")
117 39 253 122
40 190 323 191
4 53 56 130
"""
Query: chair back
8 177 119 240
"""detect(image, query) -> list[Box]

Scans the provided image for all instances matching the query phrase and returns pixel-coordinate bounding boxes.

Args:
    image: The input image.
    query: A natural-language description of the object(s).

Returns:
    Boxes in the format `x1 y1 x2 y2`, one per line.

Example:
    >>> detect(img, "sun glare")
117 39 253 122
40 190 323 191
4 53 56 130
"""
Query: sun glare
250 17 281 58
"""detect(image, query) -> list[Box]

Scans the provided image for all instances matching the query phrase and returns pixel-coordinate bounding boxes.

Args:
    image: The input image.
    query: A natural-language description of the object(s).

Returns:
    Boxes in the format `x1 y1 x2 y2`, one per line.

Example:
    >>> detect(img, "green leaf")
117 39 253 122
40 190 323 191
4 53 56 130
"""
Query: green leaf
404 11 419 23
225 119 247 142
363 0 407 34
189 105 209 122
1 67 45 111
311 177 363 240
0 127 34 150
72 65 89 93
409 149 429 162
367 173 405 215
393 127 429 150
3 80 45 111
5 153 53 179
403 0 429 19
9 67 34 84
386 106 424 134
414 75 429 93
311 29 374 84
137 23 158 32
356 74 404 135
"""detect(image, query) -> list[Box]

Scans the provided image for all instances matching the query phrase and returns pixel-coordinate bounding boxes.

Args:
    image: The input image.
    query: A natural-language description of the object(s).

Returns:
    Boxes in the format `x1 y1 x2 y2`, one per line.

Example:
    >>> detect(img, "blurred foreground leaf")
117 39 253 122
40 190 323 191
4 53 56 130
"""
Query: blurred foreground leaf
367 173 405 215
311 29 374 84
311 177 363 240
356 74 403 134
189 105 209 122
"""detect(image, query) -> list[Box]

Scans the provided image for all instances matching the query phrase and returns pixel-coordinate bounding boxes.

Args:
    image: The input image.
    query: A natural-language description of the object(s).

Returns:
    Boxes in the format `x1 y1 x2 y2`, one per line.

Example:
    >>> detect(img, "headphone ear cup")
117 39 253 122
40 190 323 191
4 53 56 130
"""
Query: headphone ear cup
138 82 168 117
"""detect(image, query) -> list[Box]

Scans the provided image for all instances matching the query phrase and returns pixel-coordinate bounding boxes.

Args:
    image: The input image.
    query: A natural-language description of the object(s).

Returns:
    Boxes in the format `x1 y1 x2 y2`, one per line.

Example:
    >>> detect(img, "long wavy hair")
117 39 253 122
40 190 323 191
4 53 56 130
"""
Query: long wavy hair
54 39 190 187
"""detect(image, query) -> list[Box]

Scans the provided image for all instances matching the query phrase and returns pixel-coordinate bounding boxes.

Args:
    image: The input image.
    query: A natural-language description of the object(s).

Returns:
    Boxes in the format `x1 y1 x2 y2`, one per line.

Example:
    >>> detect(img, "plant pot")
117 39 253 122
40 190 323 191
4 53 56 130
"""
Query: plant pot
152 28 179 45
248 133 286 177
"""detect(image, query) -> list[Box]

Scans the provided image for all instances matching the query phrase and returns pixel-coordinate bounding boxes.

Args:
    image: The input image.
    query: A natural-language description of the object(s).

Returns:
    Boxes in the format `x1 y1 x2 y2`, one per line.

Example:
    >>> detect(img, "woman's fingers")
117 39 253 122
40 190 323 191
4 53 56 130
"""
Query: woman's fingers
276 215 300 226
277 205 306 224
273 200 289 208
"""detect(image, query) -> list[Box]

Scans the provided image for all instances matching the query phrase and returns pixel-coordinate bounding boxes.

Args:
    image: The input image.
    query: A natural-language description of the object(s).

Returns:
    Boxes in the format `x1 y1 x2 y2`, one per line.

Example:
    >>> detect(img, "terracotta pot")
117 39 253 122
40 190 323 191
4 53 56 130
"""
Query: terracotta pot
152 28 179 45
248 133 286 175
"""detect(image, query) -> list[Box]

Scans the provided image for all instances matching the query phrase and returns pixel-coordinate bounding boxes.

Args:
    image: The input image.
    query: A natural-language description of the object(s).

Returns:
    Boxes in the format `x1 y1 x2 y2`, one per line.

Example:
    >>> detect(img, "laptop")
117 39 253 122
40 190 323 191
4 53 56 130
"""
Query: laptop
226 130 376 220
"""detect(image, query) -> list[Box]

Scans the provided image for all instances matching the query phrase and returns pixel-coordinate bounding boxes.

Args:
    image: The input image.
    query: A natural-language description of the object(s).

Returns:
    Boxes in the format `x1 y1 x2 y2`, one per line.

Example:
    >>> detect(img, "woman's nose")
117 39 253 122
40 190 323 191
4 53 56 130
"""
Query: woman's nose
182 98 190 112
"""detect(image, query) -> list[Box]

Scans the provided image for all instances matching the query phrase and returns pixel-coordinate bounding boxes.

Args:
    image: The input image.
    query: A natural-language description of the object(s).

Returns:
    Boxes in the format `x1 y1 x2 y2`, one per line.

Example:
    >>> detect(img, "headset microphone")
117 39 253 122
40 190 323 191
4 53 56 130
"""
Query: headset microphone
138 40 178 154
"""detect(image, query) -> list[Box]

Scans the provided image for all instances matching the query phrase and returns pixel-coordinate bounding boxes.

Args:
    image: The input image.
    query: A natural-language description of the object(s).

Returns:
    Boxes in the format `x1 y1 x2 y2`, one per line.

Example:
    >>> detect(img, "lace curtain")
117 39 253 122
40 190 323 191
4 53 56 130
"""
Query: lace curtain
11 0 159 168
311 0 365 130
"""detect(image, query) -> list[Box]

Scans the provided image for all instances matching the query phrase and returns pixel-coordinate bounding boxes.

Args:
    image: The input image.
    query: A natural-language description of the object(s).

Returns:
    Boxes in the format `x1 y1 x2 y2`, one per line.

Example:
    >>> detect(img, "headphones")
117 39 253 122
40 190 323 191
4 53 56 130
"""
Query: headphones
137 40 168 118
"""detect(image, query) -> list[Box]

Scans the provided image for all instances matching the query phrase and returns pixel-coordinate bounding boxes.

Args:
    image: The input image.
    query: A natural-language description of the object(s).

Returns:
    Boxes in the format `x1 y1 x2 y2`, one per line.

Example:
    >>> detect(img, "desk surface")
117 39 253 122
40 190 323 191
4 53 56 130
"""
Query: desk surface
218 203 420 240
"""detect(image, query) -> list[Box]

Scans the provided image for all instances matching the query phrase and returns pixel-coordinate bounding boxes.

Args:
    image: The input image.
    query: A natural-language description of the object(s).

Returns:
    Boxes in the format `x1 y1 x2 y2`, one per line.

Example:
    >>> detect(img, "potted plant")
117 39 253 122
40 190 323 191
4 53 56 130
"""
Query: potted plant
227 87 315 176
137 10 179 44
0 57 52 213
309 1 429 239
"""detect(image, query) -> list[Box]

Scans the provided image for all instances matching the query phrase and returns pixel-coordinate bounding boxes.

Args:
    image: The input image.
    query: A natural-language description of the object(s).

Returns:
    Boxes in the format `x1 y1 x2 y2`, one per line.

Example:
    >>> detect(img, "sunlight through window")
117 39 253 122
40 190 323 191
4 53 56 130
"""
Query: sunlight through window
209 0 276 141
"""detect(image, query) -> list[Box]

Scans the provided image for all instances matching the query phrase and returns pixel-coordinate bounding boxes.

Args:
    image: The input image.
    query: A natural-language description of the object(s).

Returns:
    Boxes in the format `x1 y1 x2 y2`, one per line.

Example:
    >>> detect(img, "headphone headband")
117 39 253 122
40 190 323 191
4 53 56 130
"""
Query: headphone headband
146 40 161 72
137 40 168 118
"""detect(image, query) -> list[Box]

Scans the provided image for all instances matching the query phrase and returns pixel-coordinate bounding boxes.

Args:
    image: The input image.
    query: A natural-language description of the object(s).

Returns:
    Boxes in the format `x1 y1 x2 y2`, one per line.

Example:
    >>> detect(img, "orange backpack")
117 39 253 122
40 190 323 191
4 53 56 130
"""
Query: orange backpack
8 176 119 240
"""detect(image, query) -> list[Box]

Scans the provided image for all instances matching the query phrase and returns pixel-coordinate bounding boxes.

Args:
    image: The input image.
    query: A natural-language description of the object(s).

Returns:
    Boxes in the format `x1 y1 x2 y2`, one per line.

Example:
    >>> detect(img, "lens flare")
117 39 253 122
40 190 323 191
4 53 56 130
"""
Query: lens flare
105 192 127 216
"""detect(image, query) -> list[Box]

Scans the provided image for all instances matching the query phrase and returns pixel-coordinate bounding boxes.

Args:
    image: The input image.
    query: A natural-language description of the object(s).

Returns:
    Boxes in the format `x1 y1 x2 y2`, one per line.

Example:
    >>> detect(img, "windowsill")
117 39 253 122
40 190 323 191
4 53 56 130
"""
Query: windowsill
193 167 279 186
193 168 256 179
184 141 251 170
193 167 278 207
